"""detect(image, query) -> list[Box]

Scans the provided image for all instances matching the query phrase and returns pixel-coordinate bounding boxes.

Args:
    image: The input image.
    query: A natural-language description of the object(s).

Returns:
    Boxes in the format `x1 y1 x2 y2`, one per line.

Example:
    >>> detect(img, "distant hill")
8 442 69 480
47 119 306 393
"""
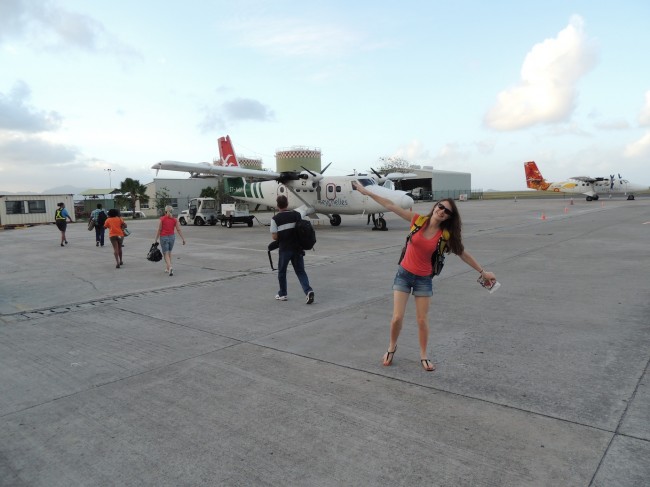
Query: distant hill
42 185 86 195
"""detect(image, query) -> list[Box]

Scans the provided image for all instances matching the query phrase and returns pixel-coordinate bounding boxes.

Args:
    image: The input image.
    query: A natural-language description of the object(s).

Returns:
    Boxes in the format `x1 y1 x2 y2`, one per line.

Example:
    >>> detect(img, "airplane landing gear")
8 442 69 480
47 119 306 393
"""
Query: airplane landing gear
627 194 635 200
329 214 342 226
373 217 387 231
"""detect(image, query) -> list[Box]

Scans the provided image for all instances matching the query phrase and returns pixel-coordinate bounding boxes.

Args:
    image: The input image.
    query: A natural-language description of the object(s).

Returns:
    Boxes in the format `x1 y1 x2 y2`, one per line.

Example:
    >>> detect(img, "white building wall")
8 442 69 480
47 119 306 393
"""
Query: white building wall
0 194 75 226
142 179 219 216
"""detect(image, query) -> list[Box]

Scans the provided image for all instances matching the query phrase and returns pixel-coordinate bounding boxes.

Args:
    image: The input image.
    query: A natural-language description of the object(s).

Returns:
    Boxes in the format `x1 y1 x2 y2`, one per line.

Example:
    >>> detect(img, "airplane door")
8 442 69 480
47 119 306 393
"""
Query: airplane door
326 183 337 200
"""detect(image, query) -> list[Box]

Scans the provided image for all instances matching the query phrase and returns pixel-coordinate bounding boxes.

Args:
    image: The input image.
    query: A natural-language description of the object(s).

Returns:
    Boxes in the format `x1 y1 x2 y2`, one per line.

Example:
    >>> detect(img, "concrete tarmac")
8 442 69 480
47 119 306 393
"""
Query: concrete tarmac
1 197 648 486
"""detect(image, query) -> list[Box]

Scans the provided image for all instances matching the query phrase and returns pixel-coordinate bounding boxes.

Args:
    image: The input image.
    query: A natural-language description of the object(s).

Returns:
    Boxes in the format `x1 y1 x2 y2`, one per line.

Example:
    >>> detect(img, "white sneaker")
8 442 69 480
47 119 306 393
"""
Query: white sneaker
169 268 174 276
275 295 287 301
306 291 315 304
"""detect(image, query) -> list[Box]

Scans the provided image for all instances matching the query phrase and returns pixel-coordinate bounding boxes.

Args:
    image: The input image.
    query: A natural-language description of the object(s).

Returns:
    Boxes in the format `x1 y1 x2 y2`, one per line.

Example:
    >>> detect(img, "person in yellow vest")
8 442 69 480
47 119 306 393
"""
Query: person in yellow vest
55 202 73 247
353 181 496 372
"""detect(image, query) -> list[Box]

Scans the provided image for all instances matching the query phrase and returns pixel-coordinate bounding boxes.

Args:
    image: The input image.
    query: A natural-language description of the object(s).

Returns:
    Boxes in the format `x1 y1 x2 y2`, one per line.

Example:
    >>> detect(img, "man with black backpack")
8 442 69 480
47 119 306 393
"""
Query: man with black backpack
90 204 108 247
270 195 315 304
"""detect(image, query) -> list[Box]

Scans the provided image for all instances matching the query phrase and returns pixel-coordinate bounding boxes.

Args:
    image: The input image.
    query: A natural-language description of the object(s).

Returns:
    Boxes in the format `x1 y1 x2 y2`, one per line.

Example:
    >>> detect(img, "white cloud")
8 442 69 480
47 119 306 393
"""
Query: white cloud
624 131 650 158
0 0 141 64
638 90 650 126
223 16 365 59
0 80 63 132
484 15 598 131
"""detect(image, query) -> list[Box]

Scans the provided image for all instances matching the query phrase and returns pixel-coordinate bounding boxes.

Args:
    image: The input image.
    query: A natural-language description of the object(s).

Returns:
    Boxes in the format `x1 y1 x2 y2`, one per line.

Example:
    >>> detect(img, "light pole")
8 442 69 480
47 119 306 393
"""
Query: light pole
104 168 116 188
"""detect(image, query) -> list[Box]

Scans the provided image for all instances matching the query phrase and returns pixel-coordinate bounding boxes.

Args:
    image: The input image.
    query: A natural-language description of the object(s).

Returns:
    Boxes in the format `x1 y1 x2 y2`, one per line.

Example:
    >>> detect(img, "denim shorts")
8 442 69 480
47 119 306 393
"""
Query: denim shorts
160 235 175 253
392 265 433 297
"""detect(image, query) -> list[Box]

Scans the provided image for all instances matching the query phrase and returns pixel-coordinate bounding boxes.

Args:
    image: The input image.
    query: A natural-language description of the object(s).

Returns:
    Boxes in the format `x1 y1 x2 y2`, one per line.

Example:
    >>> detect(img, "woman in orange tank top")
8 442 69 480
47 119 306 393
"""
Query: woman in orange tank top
353 181 496 372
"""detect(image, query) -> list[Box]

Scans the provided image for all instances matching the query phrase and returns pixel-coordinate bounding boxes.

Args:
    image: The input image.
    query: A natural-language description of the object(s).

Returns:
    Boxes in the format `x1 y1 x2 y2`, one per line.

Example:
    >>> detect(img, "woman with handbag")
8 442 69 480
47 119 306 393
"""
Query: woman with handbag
104 208 126 268
154 205 186 276
353 181 496 372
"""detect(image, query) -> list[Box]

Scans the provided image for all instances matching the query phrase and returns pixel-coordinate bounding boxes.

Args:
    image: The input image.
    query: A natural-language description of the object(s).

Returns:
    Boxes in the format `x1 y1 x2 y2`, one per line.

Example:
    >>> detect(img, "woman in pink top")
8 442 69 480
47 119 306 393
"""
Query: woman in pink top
155 205 186 276
353 181 496 372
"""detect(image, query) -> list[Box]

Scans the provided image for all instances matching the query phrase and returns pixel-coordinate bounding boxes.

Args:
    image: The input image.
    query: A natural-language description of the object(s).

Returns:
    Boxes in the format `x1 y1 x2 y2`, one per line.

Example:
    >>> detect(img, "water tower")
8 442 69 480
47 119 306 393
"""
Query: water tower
275 147 321 173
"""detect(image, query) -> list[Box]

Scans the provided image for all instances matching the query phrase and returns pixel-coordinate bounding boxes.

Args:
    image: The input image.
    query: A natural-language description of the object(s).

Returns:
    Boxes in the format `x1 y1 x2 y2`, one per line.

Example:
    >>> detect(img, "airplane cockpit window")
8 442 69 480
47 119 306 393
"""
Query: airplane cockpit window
355 178 376 188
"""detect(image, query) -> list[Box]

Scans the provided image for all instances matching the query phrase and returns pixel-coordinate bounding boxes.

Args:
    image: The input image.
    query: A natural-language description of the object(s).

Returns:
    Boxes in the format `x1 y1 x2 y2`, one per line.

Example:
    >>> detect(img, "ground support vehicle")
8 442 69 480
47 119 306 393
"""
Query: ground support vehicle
178 198 218 226
218 203 254 228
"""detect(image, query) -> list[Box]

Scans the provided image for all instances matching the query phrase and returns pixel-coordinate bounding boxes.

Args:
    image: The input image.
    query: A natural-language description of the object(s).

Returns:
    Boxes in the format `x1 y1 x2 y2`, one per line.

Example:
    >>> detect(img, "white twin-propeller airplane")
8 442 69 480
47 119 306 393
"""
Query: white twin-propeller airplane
524 161 647 201
152 135 415 230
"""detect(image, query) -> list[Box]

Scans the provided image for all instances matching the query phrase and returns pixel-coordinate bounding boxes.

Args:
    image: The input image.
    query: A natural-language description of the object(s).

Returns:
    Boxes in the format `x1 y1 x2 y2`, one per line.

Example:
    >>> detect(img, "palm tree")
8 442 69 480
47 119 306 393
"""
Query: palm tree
115 178 149 217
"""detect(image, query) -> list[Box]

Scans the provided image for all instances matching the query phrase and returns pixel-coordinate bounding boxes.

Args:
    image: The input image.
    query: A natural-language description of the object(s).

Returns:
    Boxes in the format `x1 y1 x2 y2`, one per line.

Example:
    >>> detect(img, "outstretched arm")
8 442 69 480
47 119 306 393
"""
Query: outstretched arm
458 250 496 283
352 181 414 223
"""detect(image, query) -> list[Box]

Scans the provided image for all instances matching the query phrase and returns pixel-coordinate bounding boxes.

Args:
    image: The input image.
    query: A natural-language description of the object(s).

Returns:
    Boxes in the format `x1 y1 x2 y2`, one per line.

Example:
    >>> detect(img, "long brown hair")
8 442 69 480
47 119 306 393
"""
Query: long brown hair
426 198 464 255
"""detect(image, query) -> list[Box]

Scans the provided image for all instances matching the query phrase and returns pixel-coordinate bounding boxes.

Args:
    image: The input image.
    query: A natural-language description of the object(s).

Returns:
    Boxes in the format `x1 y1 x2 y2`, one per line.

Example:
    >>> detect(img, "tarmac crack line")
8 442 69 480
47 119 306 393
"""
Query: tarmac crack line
587 352 650 486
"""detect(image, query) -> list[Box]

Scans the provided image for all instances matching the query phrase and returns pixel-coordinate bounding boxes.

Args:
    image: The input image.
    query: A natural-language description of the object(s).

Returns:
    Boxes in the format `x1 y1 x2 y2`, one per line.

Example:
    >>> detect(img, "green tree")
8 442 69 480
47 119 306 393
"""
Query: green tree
375 156 413 174
200 185 219 199
155 186 172 213
115 178 150 217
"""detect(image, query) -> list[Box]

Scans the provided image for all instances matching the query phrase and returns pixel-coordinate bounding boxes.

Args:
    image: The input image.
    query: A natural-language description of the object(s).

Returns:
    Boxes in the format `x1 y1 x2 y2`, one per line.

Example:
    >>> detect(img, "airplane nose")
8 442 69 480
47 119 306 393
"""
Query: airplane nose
400 194 414 208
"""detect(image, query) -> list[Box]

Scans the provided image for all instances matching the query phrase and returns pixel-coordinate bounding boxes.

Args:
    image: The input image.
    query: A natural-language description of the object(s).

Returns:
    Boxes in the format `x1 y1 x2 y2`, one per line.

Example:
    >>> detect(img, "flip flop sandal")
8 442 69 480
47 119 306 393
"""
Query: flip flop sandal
420 359 435 372
383 346 397 366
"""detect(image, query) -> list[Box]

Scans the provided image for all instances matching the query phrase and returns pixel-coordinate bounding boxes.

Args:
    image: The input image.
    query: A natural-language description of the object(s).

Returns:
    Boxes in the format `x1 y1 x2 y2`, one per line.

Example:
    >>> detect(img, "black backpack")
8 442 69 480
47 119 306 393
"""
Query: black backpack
294 213 316 250
96 210 107 227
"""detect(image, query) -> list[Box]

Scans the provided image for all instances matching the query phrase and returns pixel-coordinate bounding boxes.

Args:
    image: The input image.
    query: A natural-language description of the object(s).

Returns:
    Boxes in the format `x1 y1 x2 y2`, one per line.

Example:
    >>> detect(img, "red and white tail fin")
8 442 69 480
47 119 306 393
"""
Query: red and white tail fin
218 135 239 167
524 161 546 190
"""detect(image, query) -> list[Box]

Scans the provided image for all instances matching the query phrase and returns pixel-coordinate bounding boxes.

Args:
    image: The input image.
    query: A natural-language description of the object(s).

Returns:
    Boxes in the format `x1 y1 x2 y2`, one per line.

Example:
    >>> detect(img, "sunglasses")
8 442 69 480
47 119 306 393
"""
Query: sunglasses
436 203 453 216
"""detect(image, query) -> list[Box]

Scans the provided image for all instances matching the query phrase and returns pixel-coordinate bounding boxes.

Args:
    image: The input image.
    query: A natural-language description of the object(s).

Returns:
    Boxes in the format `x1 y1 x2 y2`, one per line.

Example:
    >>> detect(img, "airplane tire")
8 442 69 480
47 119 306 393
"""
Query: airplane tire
227 219 232 228
179 218 187 226
375 218 387 231
593 195 599 201
247 219 253 227
329 214 342 226
586 196 593 201
628 195 635 200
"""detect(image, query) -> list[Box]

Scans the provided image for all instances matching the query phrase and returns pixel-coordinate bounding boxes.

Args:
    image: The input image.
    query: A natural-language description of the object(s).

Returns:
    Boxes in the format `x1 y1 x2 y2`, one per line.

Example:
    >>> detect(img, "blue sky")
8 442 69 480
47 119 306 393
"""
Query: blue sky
1 0 649 193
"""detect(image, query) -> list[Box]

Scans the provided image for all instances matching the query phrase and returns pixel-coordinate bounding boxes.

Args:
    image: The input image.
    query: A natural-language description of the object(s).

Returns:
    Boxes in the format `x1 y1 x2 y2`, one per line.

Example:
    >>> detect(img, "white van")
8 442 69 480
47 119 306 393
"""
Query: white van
120 210 146 219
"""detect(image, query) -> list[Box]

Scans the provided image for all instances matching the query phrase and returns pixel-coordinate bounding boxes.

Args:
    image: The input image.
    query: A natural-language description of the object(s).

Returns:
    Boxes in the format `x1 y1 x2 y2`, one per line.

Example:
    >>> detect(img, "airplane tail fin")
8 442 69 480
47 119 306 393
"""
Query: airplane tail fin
218 135 239 167
524 161 546 190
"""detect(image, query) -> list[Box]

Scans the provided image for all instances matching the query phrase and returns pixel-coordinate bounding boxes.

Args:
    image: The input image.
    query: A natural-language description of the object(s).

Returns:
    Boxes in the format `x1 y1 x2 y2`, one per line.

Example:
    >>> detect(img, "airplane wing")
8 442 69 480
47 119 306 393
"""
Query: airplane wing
152 161 282 180
571 176 597 183
384 172 418 180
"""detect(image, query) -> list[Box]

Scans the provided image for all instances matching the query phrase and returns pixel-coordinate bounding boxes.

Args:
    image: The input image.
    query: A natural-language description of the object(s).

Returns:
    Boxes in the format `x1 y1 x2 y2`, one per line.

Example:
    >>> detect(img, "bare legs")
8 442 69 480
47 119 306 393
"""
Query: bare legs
383 291 434 369
110 237 123 267
164 252 172 272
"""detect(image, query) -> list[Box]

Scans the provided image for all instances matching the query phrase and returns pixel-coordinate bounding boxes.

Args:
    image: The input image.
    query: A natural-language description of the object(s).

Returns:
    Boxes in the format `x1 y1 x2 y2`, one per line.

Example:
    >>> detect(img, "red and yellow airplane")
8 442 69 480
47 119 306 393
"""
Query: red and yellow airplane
524 161 646 201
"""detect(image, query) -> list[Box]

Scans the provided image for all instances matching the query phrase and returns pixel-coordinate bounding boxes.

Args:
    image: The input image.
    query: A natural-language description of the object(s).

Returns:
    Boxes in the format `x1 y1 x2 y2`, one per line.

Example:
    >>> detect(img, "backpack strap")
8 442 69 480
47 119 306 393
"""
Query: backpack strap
439 229 450 254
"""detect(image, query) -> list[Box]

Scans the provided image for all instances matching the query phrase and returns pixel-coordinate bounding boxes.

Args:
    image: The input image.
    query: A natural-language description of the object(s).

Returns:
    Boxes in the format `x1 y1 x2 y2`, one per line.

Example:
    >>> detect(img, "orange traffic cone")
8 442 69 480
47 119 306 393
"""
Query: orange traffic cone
564 207 568 213
541 212 547 220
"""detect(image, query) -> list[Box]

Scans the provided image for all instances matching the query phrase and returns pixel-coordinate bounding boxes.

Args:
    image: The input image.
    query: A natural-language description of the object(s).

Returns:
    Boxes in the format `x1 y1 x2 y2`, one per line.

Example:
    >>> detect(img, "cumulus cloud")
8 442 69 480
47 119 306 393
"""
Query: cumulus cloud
0 0 141 63
638 90 650 126
624 131 650 158
0 80 62 132
199 98 275 133
484 15 598 131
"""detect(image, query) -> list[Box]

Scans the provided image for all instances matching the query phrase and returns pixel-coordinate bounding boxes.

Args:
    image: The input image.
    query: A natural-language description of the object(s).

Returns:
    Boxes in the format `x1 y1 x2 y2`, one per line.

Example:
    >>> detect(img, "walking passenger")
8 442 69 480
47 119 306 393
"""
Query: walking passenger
155 205 185 276
104 208 126 268
90 203 108 247
55 202 73 247
270 195 315 304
